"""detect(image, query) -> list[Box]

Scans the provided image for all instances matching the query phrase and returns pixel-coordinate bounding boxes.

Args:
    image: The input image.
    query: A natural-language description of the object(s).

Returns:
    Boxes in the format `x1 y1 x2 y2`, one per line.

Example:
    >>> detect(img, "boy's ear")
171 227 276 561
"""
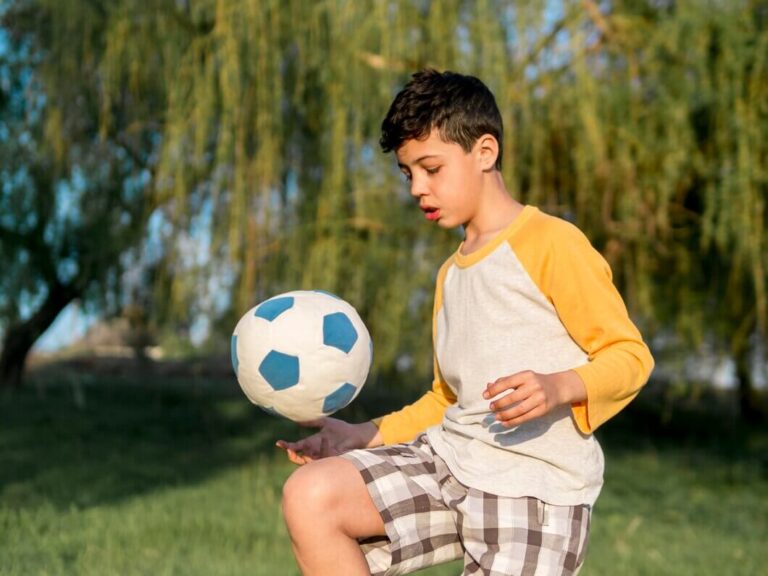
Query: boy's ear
476 134 499 171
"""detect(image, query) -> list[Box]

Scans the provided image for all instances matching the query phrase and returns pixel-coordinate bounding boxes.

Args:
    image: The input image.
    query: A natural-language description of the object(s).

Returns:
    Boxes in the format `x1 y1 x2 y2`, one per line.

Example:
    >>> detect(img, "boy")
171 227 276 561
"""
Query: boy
278 69 654 575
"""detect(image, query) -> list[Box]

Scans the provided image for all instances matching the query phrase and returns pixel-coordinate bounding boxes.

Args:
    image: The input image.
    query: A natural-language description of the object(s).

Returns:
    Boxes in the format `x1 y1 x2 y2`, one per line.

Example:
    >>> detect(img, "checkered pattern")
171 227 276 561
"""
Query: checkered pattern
341 435 590 576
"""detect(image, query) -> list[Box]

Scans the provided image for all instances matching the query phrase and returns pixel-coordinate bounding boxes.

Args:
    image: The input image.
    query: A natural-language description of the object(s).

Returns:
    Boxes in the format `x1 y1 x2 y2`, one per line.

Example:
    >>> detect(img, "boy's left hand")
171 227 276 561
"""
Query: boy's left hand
483 369 587 427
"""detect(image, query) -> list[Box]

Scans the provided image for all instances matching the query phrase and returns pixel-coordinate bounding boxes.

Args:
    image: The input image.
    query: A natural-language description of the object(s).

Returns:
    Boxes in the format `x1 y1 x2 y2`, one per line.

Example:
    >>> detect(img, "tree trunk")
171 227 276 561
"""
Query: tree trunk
0 280 80 388
734 339 765 423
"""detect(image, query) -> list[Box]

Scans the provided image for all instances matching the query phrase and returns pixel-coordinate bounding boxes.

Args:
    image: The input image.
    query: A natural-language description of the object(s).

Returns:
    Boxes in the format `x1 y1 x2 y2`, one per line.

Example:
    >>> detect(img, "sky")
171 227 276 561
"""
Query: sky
34 303 95 352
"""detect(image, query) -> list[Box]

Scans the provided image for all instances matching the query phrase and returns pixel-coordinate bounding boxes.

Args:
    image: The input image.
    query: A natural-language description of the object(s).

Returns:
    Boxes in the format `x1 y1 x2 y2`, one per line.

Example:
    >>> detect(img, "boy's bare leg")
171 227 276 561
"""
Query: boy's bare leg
282 456 385 576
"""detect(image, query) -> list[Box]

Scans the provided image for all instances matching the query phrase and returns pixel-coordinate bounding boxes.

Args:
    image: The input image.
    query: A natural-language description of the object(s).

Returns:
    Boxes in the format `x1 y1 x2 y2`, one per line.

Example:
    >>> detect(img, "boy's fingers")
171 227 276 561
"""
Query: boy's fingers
276 440 294 454
295 451 313 465
280 445 314 465
483 375 522 399
489 389 524 411
276 439 304 452
488 378 534 408
494 399 539 427
277 440 315 462
288 450 307 465
496 397 533 420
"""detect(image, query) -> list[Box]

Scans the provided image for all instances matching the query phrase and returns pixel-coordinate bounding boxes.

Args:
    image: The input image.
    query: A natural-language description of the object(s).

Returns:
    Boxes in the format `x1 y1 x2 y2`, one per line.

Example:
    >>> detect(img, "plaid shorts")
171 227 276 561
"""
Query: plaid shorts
340 434 590 576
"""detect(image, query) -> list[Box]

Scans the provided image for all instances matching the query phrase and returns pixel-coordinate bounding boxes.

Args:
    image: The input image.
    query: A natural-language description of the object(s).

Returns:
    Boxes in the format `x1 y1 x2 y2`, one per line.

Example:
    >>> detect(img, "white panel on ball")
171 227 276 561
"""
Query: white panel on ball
231 290 372 422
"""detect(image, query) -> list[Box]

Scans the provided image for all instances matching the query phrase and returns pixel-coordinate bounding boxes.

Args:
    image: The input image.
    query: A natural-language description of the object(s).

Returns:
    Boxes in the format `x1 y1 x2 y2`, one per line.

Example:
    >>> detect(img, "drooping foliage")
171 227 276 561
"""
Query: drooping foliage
2 1 766 402
0 1 157 386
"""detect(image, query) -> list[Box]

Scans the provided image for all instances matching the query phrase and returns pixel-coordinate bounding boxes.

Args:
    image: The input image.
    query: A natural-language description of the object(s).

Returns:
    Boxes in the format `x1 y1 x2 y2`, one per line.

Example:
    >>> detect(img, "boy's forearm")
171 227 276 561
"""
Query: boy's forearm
372 387 455 445
572 341 654 432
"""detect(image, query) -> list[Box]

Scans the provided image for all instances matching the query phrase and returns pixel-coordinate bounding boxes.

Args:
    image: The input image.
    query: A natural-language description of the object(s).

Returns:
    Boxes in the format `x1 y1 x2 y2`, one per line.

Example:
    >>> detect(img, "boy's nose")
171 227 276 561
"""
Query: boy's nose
409 176 427 198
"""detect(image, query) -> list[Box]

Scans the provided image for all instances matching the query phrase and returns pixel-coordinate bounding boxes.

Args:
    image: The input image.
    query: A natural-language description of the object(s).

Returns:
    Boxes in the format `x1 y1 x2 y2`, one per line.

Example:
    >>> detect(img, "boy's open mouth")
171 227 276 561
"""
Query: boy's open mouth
422 207 440 221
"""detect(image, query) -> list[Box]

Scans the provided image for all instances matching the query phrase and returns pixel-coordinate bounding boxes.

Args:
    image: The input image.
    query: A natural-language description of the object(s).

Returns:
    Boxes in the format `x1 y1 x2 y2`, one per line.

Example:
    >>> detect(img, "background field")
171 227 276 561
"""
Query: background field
1 365 766 576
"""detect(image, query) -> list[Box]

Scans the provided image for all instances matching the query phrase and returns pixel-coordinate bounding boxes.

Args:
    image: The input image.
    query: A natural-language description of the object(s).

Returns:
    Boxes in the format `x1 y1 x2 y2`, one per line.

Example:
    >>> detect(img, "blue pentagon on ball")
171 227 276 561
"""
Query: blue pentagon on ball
323 312 358 353
322 382 357 414
255 296 294 321
259 350 300 390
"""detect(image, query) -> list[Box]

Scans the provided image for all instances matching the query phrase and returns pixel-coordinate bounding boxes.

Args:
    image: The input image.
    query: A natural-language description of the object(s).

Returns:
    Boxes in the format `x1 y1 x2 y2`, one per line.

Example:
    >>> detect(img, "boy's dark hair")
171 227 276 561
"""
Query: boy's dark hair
380 69 504 170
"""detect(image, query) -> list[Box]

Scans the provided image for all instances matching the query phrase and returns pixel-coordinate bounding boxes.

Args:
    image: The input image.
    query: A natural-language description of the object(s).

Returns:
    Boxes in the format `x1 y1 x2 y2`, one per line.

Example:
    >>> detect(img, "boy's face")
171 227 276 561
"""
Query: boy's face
395 129 488 230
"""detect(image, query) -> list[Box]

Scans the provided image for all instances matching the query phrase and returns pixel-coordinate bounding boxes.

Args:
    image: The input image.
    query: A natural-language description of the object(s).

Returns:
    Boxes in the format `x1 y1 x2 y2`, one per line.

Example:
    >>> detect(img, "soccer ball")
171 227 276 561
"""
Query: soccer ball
231 290 372 422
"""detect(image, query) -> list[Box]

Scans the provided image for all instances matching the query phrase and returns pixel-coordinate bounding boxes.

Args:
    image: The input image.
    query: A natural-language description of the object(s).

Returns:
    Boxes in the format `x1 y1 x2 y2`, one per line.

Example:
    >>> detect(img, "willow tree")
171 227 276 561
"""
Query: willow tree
2 1 766 414
0 1 162 386
529 0 768 417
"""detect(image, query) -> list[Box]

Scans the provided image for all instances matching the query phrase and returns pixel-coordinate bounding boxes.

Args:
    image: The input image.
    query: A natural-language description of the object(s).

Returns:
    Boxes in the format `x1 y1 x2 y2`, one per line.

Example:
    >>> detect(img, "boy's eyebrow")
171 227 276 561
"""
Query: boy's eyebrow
398 154 442 168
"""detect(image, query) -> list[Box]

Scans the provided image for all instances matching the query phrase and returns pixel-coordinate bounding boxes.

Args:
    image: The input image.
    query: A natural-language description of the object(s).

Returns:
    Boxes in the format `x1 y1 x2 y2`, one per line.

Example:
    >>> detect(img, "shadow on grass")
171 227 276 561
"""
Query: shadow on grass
2 365 766 514
0 372 300 511
594 382 768 485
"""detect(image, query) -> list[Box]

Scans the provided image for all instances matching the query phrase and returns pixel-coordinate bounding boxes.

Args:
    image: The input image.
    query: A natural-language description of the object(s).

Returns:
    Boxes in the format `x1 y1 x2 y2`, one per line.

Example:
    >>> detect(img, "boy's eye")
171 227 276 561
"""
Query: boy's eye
400 171 412 182
425 166 441 175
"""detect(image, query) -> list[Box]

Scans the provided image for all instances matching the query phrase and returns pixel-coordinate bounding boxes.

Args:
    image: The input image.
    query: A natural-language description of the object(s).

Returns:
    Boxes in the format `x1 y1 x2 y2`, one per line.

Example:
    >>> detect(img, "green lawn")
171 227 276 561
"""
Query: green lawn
1 375 766 575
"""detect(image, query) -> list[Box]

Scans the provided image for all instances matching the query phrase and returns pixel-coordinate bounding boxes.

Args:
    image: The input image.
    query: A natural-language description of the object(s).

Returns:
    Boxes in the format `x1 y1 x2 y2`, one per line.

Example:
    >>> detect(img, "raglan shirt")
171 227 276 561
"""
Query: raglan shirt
374 206 654 506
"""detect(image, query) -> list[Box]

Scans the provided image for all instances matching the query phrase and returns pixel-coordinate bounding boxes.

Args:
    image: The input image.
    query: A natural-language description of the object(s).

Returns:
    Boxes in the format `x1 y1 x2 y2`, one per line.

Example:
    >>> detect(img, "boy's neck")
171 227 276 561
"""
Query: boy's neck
461 172 524 255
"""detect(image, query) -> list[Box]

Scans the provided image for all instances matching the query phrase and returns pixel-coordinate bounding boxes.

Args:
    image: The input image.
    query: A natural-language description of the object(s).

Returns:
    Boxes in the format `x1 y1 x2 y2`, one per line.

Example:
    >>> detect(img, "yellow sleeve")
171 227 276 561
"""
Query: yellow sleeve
373 372 457 444
373 259 457 445
514 215 654 433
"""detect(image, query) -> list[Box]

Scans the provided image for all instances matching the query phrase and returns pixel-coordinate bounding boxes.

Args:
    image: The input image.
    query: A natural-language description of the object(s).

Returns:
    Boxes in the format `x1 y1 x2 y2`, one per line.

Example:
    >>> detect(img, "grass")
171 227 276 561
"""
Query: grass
1 372 766 575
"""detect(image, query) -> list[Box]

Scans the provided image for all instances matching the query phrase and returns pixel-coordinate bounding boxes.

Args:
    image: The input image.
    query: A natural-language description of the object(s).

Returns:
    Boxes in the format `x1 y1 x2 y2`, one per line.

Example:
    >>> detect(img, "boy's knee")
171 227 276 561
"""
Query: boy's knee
283 456 386 543
282 459 342 527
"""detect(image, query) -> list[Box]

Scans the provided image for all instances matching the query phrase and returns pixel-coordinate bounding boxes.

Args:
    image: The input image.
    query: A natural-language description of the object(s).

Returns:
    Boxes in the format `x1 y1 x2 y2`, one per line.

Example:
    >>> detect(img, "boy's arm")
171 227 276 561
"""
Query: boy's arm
275 370 455 465
511 215 654 433
372 258 456 445
544 223 654 433
372 371 456 444
277 296 456 464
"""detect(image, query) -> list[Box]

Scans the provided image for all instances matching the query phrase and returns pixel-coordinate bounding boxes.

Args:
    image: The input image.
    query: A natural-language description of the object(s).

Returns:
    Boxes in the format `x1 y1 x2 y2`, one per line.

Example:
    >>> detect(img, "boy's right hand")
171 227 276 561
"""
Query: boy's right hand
276 418 382 465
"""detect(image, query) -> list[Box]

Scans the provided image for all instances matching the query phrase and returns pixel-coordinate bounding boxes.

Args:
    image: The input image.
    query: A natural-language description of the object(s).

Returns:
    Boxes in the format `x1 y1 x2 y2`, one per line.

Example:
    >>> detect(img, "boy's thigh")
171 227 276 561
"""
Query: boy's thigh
455 489 591 576
341 436 464 575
